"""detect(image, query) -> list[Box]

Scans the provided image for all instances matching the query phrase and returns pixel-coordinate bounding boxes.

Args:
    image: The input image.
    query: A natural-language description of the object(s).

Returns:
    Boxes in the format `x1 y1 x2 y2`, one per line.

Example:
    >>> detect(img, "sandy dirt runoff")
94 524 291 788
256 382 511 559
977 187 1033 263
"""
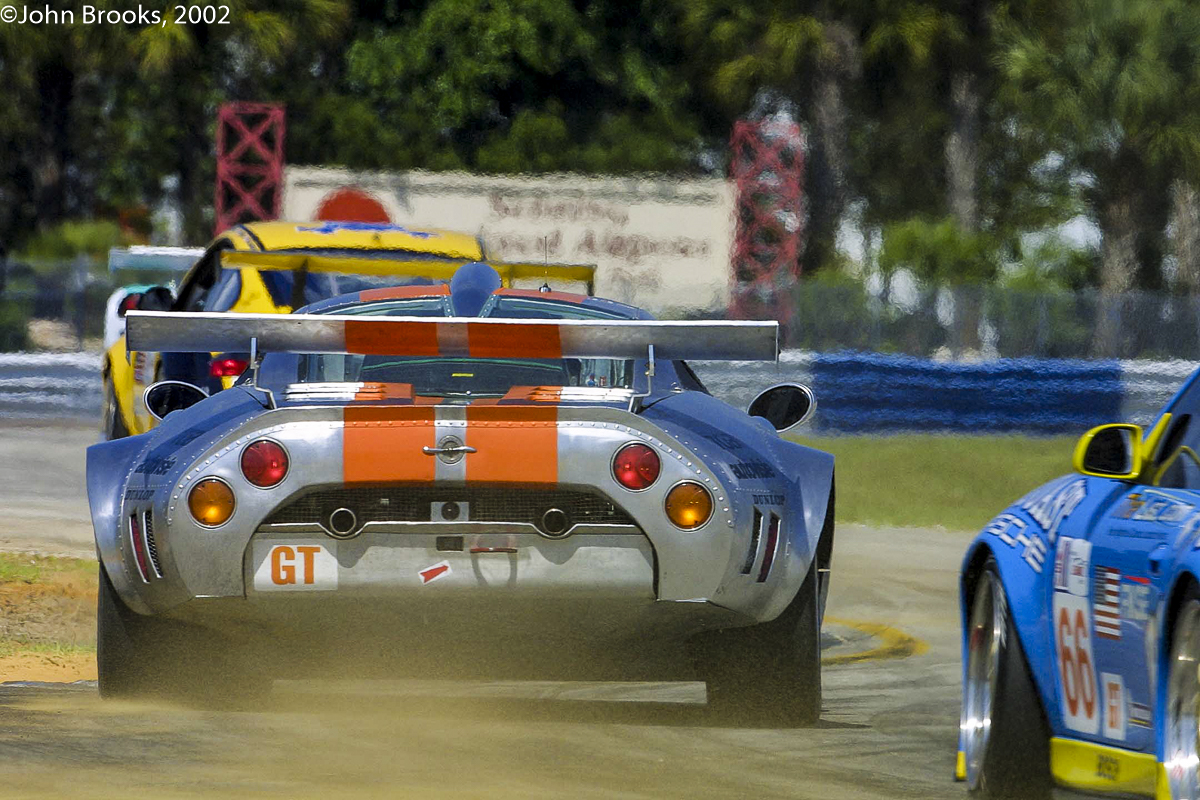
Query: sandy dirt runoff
0 421 972 799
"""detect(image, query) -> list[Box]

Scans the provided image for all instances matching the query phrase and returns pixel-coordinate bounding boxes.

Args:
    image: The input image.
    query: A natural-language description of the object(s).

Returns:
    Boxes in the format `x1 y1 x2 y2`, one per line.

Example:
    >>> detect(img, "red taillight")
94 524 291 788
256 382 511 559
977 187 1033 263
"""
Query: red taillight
209 357 249 378
241 440 289 488
612 443 660 491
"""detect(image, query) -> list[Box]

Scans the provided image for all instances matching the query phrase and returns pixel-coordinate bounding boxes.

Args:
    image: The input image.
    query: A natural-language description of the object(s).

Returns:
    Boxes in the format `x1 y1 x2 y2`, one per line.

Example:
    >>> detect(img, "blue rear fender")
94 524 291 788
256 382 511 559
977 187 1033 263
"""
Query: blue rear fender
959 474 1113 747
961 534 1057 726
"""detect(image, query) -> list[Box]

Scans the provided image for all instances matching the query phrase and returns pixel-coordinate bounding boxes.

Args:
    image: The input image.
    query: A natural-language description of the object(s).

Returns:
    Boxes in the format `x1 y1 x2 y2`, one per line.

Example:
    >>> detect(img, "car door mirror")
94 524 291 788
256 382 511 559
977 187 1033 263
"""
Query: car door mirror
1073 423 1144 479
748 383 816 433
144 381 207 421
136 286 175 311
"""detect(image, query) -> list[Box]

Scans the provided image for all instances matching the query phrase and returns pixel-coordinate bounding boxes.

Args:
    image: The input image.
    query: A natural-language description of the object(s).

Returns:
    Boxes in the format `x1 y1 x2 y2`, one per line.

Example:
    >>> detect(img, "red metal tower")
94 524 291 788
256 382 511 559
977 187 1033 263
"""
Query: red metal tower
729 117 805 324
214 102 286 234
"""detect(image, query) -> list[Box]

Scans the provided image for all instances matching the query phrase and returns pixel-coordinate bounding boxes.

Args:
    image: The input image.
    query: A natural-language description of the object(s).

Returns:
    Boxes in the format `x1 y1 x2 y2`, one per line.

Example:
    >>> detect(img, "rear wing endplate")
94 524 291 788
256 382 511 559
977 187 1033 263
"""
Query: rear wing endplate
125 311 778 362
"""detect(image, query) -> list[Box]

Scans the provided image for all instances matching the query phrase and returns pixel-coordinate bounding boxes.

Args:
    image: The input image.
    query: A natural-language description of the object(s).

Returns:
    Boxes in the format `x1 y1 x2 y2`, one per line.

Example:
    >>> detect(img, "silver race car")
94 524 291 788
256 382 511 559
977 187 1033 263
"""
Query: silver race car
88 264 835 723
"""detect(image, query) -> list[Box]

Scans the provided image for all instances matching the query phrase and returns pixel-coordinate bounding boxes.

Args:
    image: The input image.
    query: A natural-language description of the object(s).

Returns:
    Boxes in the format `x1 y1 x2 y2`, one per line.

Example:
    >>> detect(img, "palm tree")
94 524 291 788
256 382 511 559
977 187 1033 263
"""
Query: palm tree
1001 0 1200 354
129 0 349 239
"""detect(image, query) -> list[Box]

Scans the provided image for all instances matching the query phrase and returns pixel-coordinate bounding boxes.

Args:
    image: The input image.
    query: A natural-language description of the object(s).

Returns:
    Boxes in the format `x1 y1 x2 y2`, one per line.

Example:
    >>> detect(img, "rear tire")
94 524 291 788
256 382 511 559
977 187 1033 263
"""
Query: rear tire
1165 590 1200 800
703 557 822 727
97 565 268 707
962 559 1051 799
96 564 147 698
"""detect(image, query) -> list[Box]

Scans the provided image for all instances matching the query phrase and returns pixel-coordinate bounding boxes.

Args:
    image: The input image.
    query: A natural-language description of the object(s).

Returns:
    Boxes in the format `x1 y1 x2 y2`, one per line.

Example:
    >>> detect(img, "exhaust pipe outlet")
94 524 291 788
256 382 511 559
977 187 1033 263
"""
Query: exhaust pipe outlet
540 508 571 538
327 507 359 538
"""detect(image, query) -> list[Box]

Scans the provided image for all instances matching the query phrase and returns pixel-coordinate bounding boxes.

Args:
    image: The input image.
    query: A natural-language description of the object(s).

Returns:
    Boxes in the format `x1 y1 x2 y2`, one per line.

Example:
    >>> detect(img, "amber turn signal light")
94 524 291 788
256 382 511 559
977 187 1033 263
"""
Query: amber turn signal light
665 481 713 530
189 478 235 527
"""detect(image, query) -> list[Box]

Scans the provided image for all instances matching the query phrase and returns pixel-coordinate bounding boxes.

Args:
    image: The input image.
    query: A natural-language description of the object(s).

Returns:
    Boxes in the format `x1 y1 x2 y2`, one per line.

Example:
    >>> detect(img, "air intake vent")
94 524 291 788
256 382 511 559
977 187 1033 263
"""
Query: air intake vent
741 509 763 575
142 511 163 578
757 513 781 583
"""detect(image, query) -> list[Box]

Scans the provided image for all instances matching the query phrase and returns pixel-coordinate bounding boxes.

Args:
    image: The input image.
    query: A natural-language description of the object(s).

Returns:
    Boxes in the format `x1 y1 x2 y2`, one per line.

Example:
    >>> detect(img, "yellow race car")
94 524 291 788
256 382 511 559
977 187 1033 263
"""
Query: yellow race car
102 221 594 438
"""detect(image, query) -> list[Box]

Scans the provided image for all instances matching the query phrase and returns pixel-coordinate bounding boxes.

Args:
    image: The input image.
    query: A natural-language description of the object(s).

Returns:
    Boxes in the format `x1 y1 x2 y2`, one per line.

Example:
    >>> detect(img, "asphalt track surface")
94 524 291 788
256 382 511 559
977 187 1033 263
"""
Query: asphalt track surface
0 422 972 799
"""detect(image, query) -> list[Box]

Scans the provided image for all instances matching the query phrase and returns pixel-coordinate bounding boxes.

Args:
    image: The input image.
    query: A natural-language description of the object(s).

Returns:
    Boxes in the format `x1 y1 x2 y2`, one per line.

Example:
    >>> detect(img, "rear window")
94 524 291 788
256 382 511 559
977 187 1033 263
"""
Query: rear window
297 298 634 397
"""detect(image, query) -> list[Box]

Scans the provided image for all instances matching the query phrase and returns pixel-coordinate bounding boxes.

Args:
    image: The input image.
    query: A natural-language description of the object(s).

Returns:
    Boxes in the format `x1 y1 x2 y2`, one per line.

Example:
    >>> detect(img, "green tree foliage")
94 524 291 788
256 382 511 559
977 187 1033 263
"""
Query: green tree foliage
1000 0 1200 294
0 0 1194 312
341 0 701 173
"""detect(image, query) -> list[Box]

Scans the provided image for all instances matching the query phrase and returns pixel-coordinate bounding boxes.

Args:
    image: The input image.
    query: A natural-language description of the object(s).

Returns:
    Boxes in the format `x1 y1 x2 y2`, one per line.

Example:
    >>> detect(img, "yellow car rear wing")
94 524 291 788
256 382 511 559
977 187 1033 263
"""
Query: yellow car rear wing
109 246 597 294
220 251 596 293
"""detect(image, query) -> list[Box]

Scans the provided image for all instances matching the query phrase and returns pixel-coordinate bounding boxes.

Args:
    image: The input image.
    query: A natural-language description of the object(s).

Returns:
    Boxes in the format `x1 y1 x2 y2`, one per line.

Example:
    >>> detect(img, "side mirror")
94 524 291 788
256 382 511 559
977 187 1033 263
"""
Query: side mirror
1073 423 1144 479
144 381 208 422
136 286 175 311
748 383 816 433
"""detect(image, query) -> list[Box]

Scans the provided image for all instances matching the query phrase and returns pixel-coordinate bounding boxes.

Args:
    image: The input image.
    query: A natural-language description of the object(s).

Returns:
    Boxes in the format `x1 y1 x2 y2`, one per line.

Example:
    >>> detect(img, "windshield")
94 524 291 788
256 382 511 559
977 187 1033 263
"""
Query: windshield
296 296 635 398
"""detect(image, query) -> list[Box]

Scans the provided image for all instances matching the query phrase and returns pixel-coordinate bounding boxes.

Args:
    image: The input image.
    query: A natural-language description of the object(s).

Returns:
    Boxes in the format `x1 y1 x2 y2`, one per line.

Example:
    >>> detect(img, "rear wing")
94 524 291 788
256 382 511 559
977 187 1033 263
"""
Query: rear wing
125 311 778 361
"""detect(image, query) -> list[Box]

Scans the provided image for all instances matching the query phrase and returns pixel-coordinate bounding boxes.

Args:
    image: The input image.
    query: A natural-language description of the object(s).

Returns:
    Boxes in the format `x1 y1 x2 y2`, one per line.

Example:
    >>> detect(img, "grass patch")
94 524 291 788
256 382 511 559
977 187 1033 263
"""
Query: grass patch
0 640 94 658
788 433 1077 532
0 552 94 584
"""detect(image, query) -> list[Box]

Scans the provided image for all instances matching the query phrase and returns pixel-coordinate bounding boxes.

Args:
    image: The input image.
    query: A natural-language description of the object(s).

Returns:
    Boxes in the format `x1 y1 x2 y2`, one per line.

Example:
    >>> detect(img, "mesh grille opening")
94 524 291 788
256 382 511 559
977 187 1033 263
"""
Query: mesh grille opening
264 484 636 529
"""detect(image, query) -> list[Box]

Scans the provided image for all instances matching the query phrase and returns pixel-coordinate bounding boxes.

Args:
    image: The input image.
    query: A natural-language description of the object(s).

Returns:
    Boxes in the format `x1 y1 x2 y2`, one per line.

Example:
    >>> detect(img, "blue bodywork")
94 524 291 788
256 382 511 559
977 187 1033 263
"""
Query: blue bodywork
960 367 1200 766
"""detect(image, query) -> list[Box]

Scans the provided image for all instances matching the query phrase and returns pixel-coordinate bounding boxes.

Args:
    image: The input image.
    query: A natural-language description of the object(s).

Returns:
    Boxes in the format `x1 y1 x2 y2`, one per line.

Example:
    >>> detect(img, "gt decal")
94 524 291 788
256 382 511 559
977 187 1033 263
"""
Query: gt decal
1055 593 1099 734
984 513 1047 572
1102 673 1125 742
253 542 337 591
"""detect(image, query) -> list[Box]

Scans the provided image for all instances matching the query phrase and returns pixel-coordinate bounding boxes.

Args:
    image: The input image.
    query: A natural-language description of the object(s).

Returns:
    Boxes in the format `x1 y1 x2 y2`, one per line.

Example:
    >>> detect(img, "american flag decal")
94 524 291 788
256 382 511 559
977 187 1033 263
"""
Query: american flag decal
1094 567 1122 639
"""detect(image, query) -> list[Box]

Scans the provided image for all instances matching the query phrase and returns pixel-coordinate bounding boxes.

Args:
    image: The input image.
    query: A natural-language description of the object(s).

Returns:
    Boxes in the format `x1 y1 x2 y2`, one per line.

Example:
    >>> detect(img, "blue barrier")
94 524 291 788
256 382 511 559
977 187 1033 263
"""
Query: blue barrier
811 351 1125 434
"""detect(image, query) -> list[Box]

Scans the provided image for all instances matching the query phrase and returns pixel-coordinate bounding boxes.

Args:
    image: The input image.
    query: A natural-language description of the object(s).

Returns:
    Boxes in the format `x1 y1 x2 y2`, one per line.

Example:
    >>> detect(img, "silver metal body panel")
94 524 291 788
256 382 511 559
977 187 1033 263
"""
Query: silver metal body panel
245 532 655 597
89 383 834 653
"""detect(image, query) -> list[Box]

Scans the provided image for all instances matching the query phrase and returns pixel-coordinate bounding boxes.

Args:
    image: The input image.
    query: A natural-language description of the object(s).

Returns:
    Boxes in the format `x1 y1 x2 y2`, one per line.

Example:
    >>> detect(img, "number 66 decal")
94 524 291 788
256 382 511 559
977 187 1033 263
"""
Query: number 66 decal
1055 593 1100 734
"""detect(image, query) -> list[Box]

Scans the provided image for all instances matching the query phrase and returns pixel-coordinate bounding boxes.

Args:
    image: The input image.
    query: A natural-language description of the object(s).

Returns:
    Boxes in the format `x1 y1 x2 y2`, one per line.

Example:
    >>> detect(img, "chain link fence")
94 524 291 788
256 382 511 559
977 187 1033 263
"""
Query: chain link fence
3 258 1200 361
785 281 1200 361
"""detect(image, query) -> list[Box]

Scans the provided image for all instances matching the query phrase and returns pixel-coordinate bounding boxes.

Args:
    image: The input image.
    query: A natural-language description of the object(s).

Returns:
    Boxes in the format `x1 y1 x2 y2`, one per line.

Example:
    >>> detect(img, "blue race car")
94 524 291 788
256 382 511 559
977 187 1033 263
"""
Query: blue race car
959 371 1200 799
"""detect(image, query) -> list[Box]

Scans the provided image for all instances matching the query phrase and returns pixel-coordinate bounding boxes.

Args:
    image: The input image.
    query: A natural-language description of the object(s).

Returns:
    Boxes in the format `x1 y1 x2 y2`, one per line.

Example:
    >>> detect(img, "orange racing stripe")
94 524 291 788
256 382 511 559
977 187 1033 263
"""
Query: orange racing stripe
343 406 436 483
464 406 558 484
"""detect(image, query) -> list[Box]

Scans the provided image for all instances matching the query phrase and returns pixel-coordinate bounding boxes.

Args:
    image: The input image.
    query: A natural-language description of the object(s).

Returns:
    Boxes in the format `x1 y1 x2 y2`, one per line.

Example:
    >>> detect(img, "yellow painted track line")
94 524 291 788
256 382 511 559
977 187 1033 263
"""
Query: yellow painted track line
822 616 930 666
